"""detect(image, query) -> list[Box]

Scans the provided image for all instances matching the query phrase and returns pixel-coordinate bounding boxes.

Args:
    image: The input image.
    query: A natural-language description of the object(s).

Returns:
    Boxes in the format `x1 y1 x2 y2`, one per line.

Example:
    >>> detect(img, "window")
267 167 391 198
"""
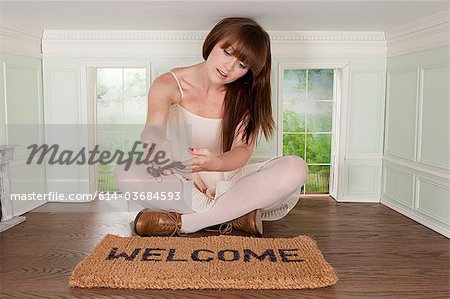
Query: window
282 68 334 194
95 67 148 192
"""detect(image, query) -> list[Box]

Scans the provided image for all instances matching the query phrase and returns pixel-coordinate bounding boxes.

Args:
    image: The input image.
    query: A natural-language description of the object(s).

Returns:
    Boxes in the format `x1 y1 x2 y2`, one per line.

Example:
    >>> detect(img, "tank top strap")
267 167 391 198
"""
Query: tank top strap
168 71 184 103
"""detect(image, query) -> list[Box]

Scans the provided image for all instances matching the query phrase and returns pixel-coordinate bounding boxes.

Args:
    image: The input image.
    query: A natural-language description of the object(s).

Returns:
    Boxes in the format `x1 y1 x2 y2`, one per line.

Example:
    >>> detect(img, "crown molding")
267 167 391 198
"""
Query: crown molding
385 10 449 40
43 30 207 41
0 19 42 39
0 19 43 57
270 31 385 41
43 30 385 42
42 30 386 57
385 10 450 57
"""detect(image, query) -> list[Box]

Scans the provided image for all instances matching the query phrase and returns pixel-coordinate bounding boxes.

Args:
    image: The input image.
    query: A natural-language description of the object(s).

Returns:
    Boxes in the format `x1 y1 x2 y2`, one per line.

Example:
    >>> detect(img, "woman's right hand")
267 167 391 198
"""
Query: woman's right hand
141 135 172 183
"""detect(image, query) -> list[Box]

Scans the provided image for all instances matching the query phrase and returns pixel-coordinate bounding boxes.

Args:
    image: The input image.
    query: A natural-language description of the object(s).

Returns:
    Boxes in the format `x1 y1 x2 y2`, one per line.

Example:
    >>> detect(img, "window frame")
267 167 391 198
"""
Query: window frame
81 61 151 194
278 63 348 198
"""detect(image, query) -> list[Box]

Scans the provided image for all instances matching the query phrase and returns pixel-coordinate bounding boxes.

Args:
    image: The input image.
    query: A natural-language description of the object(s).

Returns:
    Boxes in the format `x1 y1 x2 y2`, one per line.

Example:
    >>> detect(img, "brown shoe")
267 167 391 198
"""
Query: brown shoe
134 209 183 236
217 209 263 236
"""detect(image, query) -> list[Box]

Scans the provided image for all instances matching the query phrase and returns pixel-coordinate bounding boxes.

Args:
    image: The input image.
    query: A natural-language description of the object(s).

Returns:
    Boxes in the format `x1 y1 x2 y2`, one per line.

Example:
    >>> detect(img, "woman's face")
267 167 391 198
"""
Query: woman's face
206 41 249 85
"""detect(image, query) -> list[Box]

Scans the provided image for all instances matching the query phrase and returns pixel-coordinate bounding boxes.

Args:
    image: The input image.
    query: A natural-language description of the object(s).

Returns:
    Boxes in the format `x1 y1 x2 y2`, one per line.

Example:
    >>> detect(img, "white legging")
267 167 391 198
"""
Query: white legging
114 155 308 233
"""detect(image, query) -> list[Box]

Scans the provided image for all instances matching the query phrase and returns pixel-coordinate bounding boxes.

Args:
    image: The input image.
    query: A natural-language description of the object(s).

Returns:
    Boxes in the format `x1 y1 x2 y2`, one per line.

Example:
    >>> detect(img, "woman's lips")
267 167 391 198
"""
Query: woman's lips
216 68 228 78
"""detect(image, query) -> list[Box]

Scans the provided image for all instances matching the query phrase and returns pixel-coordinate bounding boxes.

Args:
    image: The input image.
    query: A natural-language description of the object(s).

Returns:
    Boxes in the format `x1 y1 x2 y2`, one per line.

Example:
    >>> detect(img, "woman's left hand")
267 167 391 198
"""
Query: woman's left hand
183 148 221 172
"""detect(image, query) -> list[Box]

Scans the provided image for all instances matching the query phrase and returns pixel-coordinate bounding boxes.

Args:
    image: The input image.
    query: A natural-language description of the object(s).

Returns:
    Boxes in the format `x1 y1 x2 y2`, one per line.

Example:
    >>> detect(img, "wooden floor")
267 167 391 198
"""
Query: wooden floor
1 196 449 298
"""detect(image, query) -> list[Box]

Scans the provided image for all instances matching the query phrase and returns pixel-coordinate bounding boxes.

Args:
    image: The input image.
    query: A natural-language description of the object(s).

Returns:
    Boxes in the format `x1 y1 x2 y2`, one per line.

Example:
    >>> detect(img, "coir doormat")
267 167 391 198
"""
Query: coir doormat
70 234 338 290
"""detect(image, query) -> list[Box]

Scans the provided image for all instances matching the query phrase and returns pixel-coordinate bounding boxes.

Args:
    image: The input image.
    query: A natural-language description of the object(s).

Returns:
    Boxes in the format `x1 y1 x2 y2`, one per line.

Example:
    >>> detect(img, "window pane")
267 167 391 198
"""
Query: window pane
308 69 333 101
283 69 307 102
283 107 305 132
305 165 330 194
306 134 331 164
96 132 123 192
283 133 305 158
97 68 122 91
123 68 147 124
98 164 118 192
123 101 147 124
97 131 123 153
124 68 146 101
283 69 307 132
96 69 123 104
97 68 123 125
307 101 333 132
97 101 122 125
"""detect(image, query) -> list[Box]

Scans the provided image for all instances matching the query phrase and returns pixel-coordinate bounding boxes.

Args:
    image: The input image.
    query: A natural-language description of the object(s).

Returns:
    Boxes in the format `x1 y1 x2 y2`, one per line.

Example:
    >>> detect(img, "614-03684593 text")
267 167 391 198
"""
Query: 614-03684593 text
99 192 181 201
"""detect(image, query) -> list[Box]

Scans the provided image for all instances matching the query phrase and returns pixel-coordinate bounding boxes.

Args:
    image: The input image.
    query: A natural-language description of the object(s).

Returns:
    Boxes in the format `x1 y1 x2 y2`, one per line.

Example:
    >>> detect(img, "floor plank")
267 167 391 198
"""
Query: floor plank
1 196 449 298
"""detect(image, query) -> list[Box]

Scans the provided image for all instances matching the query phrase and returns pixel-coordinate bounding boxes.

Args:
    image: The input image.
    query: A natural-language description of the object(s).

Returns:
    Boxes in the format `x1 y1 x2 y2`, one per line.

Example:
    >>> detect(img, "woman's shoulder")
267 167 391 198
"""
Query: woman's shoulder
154 67 192 91
169 66 197 85
147 72 182 106
153 71 179 86
152 65 198 104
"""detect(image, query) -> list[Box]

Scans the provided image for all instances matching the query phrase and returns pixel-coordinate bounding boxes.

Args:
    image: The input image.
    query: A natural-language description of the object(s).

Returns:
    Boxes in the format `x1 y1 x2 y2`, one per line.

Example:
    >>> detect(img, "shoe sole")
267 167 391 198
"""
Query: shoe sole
254 209 263 236
134 208 150 235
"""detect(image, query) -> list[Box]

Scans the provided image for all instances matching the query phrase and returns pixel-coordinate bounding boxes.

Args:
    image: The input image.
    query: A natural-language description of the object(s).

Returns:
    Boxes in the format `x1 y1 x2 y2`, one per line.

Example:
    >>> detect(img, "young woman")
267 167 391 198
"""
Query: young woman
114 17 308 236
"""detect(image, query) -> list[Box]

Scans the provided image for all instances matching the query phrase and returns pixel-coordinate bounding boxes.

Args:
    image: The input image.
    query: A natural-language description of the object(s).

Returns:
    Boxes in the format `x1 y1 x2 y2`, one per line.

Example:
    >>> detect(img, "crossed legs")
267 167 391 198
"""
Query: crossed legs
180 156 308 233
114 155 308 234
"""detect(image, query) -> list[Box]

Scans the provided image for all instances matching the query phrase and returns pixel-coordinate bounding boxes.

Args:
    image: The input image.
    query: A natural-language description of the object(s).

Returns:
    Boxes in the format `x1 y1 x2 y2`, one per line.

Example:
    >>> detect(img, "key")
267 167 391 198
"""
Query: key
147 161 187 178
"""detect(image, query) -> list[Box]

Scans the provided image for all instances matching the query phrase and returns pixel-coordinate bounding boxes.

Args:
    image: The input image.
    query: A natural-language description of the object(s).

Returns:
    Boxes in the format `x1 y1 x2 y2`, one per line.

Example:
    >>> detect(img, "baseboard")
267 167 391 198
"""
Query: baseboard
381 198 449 238
335 197 381 203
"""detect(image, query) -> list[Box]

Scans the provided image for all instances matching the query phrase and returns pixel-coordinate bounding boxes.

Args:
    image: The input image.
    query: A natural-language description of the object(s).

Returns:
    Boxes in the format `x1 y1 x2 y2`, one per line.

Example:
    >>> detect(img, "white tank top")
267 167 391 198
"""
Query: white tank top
166 71 226 193
166 71 222 153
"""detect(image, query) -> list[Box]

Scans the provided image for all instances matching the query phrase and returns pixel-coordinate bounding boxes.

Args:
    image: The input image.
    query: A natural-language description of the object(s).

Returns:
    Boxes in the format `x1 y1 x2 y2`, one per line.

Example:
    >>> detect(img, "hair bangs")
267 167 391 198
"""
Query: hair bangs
219 32 267 76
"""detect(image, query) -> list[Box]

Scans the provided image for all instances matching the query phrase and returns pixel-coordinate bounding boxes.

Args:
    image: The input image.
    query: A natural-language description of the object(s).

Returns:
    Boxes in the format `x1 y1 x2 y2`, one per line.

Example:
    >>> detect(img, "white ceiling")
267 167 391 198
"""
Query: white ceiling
0 0 448 32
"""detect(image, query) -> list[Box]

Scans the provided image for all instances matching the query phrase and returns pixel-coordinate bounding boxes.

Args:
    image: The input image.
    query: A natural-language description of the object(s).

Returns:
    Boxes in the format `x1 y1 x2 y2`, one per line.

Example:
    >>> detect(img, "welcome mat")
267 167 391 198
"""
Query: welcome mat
70 234 338 290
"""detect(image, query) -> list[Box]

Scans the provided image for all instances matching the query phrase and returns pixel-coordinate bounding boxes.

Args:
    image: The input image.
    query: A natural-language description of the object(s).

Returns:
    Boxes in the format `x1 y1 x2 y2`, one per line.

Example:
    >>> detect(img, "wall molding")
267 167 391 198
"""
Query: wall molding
345 164 381 195
338 197 381 203
347 69 385 155
43 30 385 42
42 30 386 58
416 64 450 172
385 10 450 57
382 165 415 209
0 19 42 57
383 156 450 181
415 177 450 226
0 19 42 39
384 68 418 161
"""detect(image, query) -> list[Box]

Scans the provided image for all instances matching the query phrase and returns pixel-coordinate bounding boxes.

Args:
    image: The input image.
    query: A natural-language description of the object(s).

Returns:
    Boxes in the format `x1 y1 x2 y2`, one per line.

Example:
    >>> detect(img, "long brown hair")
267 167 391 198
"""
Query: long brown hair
203 17 275 153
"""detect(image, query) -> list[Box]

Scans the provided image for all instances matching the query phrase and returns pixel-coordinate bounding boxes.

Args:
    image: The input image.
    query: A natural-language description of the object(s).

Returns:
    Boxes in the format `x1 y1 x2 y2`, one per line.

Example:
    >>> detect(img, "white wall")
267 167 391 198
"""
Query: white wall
382 11 450 237
0 20 46 216
42 30 386 202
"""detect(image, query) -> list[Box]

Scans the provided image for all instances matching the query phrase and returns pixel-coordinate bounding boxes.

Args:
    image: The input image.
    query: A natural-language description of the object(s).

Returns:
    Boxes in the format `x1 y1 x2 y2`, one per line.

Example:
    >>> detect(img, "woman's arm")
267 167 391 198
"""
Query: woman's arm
140 73 176 142
188 117 257 172
217 115 255 171
215 143 254 171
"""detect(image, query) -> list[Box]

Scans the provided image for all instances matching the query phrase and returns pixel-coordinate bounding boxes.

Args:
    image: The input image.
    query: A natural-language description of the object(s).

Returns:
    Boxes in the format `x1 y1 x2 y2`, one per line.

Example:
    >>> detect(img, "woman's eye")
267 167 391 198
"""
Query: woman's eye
239 63 246 69
223 50 231 56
